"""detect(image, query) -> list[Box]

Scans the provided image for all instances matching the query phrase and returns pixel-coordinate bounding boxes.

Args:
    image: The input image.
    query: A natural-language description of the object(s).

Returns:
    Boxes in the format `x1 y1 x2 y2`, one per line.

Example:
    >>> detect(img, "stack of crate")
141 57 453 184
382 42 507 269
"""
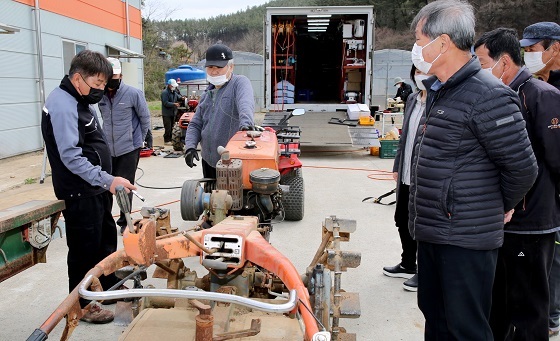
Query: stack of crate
274 80 295 104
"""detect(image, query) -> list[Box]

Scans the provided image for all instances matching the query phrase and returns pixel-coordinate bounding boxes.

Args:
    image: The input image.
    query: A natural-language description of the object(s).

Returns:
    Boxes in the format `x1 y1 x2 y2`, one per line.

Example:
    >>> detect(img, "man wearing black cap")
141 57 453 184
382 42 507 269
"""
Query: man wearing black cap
183 43 254 179
520 22 560 89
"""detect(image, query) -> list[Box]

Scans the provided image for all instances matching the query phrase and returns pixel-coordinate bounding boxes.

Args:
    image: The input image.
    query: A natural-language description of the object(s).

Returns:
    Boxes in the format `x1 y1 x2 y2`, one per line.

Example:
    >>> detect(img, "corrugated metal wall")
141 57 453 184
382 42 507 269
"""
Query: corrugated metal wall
0 0 144 159
372 49 414 110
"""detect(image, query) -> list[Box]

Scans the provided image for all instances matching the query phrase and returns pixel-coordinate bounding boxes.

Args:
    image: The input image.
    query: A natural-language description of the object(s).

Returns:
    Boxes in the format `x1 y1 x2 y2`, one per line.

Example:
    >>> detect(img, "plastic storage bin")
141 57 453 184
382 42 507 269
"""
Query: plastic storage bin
379 140 399 159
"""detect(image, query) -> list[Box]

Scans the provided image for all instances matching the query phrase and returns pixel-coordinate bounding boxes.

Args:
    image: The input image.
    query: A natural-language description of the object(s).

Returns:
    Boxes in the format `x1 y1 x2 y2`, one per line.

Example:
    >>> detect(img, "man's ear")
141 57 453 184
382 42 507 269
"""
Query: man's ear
439 34 452 54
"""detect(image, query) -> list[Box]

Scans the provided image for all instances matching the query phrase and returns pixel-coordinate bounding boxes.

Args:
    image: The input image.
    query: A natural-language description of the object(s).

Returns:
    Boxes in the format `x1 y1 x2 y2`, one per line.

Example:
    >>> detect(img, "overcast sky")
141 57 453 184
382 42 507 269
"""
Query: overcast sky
142 0 272 21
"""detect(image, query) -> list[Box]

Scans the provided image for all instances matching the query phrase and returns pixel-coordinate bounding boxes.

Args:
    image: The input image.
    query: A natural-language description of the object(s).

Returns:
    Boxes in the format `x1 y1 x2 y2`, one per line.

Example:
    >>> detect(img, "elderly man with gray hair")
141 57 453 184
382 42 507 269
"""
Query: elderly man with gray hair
408 1 537 339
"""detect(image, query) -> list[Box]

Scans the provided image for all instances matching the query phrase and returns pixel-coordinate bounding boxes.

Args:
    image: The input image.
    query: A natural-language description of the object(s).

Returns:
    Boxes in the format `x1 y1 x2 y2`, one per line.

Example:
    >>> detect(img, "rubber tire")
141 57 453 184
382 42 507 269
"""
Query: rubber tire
171 124 185 151
180 180 202 221
280 175 304 221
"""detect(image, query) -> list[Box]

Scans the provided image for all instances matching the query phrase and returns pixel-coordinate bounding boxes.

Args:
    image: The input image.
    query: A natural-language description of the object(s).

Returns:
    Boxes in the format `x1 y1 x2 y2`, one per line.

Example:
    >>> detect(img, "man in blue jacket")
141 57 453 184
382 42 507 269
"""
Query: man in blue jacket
409 1 538 339
475 27 560 341
99 57 150 235
41 50 136 324
184 43 254 179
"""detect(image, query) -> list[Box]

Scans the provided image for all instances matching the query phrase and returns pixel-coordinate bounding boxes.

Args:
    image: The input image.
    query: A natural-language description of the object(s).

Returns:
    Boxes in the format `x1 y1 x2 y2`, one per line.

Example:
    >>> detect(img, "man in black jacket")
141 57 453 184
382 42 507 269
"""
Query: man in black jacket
160 79 180 144
41 50 136 323
393 77 413 103
475 27 560 341
409 1 538 339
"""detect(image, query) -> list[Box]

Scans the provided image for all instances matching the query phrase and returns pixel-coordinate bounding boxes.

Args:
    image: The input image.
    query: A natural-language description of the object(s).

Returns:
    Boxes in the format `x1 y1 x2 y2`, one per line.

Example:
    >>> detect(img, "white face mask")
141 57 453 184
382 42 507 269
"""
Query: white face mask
207 66 231 86
482 58 501 74
524 49 552 74
411 36 442 74
483 57 505 82
414 74 429 90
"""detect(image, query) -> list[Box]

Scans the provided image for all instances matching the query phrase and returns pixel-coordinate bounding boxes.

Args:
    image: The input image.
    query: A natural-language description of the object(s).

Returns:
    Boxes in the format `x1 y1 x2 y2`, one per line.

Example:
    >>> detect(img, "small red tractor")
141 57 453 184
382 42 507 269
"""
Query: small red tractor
180 109 306 225
171 82 207 151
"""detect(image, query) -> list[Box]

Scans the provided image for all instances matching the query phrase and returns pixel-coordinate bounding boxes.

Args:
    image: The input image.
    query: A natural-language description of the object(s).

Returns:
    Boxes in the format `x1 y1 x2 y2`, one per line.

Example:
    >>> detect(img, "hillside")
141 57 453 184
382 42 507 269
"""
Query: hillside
142 0 560 100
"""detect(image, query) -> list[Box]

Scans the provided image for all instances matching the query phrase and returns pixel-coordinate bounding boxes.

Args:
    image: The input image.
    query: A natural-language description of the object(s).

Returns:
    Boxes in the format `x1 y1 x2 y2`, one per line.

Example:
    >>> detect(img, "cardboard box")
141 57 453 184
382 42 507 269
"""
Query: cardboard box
347 82 361 92
347 70 362 83
347 103 370 120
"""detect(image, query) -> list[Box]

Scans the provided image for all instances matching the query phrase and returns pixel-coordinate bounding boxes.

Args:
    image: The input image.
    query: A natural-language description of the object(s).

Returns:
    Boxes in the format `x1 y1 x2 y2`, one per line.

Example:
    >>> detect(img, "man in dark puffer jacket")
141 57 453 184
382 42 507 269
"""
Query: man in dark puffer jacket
475 27 560 341
409 1 538 340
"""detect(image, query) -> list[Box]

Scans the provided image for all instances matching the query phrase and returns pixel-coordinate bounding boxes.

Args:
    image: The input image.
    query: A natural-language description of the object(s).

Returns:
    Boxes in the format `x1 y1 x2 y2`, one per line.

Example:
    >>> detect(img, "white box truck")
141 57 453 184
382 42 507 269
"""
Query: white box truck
264 5 376 145
265 6 375 111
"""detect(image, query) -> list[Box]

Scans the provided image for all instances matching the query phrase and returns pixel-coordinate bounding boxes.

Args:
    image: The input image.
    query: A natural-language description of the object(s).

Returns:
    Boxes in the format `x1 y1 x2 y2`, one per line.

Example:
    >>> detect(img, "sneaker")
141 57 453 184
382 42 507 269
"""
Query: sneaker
550 329 559 338
382 263 416 279
403 274 418 292
80 303 114 324
164 141 172 146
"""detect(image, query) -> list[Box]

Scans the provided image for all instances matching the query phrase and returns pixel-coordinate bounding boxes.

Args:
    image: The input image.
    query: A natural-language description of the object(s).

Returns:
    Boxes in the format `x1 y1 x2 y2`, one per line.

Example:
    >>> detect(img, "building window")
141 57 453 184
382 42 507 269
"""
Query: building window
62 40 87 75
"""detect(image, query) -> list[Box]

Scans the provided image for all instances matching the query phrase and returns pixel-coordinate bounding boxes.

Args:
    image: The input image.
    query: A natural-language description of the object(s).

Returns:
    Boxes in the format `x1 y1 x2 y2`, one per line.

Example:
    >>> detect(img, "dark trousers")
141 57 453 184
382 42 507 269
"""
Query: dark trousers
162 115 174 142
549 232 560 331
63 192 118 307
418 241 497 341
144 129 153 149
112 148 141 228
202 159 217 179
394 183 416 270
490 232 555 341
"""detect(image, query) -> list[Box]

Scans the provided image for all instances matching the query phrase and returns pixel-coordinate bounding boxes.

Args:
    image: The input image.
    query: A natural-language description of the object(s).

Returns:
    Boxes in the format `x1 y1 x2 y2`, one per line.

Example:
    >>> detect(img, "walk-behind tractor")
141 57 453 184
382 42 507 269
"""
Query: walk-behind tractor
171 82 206 151
181 109 306 226
27 190 362 341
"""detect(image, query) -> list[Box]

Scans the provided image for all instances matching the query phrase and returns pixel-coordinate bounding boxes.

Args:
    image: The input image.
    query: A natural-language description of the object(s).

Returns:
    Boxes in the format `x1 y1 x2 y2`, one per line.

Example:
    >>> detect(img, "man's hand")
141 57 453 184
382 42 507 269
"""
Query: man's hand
240 125 264 132
109 176 136 195
393 172 398 182
185 148 199 168
504 209 515 224
174 102 180 107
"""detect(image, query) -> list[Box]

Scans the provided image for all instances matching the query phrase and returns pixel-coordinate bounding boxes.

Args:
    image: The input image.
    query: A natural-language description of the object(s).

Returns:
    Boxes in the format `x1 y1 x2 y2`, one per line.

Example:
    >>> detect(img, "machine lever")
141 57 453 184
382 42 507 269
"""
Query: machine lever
115 185 136 234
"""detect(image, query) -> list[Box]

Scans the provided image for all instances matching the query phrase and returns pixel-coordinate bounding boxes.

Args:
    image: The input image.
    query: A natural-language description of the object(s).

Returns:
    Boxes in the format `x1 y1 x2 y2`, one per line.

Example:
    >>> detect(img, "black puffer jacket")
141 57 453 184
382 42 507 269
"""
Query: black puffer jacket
409 57 537 251
506 67 560 233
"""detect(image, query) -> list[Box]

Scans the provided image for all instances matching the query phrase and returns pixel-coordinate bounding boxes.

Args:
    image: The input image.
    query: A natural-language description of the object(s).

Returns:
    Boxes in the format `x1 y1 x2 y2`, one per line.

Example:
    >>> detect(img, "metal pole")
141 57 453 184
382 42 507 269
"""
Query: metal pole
125 0 130 62
34 0 48 184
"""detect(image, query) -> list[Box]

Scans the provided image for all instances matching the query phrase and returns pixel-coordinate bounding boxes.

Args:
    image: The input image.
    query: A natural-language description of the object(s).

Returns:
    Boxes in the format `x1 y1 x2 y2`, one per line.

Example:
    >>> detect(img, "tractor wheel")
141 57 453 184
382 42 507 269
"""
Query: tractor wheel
280 175 304 221
171 125 185 151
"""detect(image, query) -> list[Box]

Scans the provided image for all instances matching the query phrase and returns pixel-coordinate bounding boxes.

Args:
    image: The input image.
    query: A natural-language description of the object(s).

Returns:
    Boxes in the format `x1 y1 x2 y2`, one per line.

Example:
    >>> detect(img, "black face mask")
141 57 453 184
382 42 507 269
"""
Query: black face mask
107 79 121 91
83 88 105 104
79 74 105 104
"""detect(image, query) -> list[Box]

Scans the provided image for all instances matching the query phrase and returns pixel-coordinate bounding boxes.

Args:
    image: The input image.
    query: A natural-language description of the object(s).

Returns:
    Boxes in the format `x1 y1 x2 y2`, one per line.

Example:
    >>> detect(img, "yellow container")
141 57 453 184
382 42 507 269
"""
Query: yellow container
370 146 379 156
359 116 375 126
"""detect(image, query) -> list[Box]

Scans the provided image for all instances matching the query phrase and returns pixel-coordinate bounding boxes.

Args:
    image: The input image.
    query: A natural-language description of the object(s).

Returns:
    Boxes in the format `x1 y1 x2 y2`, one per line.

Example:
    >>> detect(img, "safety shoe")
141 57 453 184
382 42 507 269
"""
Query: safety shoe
403 274 418 292
382 263 416 279
80 303 114 324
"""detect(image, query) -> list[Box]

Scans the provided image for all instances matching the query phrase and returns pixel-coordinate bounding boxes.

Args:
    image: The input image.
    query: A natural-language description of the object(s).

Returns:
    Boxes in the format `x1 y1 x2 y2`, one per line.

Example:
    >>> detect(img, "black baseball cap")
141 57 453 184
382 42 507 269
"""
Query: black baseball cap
204 44 233 68
520 22 560 47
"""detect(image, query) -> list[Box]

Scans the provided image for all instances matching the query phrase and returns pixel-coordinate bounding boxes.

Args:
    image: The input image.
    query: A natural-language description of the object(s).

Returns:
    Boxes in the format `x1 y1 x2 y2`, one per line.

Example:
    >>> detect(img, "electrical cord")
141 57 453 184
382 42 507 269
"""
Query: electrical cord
135 167 183 190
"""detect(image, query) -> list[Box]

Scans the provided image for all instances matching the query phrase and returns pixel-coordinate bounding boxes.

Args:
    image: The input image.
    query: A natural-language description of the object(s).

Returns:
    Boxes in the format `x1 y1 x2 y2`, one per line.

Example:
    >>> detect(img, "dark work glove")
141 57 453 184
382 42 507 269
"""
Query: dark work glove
184 148 199 168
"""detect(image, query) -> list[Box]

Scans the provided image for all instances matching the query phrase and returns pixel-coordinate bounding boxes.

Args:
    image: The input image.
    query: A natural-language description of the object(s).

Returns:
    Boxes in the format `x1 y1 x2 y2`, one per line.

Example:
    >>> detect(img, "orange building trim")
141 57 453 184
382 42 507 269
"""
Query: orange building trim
14 0 142 40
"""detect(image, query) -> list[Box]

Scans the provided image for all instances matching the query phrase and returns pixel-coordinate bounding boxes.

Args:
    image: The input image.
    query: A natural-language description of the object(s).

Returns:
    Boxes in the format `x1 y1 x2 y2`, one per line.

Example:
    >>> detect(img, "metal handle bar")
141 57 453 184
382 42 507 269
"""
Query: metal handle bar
78 275 297 313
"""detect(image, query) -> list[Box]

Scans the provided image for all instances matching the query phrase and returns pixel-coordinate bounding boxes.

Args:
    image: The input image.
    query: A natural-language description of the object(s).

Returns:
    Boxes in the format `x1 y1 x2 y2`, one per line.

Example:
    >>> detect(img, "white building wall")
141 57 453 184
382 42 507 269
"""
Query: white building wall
0 0 144 159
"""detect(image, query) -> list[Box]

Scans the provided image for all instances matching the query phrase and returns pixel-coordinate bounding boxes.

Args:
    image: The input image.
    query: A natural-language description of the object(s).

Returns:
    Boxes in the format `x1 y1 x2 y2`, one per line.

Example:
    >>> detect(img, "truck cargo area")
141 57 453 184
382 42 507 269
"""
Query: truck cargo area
267 7 374 112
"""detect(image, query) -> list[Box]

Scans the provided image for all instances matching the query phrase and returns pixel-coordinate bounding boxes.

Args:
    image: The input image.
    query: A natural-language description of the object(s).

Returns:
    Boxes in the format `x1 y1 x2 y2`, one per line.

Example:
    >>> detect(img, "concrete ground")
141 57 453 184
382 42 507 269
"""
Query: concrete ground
0 124 424 341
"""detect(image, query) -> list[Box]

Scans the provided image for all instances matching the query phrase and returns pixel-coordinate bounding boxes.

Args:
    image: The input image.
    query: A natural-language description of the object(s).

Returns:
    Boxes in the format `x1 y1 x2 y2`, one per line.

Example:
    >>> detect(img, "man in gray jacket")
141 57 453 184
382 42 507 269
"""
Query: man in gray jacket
99 57 150 234
184 43 254 179
409 1 538 339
